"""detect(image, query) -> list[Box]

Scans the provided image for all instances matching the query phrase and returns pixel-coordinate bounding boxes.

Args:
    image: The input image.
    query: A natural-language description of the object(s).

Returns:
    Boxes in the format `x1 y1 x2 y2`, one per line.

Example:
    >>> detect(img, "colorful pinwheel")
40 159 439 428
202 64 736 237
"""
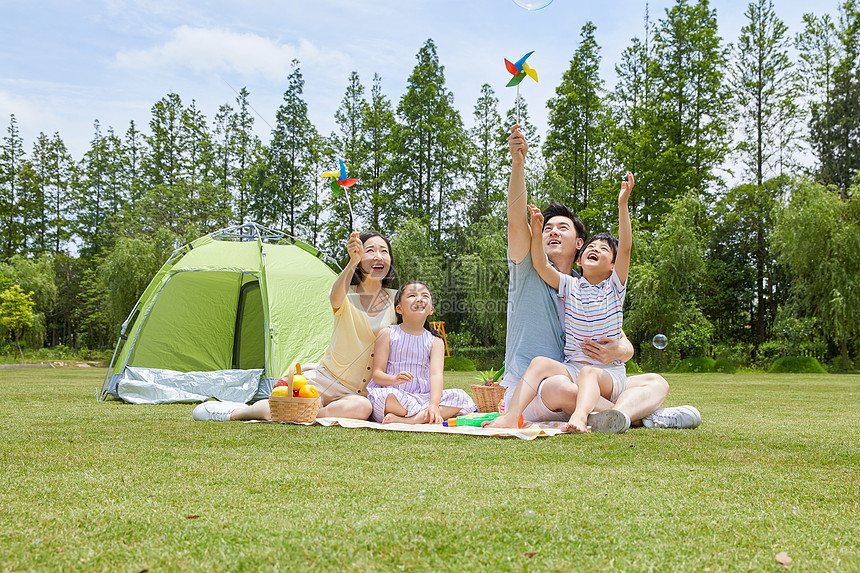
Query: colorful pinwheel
504 51 538 87
504 51 538 125
321 159 358 227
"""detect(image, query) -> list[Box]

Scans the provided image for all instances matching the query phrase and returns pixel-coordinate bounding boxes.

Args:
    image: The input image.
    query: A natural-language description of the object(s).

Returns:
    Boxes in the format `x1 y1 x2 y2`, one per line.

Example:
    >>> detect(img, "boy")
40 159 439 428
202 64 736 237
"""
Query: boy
488 173 634 433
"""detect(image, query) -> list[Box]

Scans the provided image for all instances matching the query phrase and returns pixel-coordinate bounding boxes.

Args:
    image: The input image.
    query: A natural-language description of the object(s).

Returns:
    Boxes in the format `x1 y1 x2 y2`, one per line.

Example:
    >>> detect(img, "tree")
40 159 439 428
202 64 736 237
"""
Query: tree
26 132 74 254
624 192 713 365
706 178 785 352
362 74 397 234
545 21 613 213
612 7 663 226
773 180 860 368
269 60 316 237
0 284 35 361
392 39 468 248
805 1 860 194
733 0 801 185
651 0 732 199
466 84 505 221
77 121 126 257
332 71 369 233
0 115 26 257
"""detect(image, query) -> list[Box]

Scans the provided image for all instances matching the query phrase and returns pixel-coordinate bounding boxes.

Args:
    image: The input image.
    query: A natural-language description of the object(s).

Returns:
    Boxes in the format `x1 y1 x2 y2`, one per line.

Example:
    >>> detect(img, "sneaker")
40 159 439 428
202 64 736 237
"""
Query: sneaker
192 400 245 422
586 409 631 433
642 405 702 429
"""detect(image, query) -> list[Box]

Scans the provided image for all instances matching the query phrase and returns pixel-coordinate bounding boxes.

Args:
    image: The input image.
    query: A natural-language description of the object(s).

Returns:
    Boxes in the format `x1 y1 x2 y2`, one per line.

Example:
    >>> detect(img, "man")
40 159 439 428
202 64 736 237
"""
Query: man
500 124 700 430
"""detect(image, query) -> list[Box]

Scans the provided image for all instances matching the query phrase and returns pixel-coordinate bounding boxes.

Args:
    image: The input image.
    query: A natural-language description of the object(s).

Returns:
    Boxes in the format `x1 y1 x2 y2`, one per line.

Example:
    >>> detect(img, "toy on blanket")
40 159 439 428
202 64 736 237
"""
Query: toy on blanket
443 411 524 428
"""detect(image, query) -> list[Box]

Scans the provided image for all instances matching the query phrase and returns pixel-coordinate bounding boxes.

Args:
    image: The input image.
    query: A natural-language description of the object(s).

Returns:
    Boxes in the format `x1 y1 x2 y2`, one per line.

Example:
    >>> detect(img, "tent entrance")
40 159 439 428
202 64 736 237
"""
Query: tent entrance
233 280 265 370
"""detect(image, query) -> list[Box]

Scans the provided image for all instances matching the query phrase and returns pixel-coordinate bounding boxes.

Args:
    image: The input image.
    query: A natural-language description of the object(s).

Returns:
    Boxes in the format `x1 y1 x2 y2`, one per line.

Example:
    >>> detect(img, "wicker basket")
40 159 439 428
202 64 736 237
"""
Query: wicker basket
269 375 320 424
470 384 506 413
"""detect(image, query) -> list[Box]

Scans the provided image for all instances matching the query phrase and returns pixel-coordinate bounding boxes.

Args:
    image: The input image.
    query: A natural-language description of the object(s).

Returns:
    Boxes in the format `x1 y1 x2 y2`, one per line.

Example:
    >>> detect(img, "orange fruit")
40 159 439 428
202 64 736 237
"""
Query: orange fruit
298 384 318 398
270 386 290 397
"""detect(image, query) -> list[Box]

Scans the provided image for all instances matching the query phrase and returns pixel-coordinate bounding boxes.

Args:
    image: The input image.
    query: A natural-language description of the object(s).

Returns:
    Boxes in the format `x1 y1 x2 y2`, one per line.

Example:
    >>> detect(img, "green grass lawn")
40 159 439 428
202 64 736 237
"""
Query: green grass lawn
0 369 857 572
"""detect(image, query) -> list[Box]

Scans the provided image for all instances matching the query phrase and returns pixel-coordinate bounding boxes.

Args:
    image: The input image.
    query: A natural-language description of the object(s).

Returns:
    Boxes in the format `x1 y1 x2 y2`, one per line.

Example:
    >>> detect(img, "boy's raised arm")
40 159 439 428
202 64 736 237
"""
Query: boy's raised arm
528 205 561 291
615 172 634 284
507 125 531 264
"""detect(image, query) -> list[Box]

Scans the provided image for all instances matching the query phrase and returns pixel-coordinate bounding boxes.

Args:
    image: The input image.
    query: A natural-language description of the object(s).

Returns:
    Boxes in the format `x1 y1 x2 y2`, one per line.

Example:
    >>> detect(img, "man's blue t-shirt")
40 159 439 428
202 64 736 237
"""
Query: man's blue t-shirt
502 251 565 386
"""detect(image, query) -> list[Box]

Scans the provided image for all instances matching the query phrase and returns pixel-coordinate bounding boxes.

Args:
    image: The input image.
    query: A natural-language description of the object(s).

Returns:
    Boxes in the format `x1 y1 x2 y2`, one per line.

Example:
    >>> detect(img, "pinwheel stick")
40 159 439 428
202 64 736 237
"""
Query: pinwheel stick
517 85 521 126
345 189 355 231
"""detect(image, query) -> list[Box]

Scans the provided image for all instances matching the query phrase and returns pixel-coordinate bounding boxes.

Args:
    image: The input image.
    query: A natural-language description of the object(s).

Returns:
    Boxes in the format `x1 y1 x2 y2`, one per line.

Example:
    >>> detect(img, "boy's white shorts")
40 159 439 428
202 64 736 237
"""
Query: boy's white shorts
503 363 628 423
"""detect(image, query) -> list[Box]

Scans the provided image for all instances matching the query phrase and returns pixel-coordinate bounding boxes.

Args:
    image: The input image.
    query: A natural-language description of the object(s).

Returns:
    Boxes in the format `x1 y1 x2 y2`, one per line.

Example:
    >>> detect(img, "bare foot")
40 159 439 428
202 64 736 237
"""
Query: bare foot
382 411 427 425
482 413 519 428
561 414 590 433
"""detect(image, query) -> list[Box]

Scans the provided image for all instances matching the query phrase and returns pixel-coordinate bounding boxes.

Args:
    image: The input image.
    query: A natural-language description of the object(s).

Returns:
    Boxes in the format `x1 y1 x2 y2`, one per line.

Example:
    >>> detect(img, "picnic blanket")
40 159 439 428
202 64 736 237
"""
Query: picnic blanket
259 416 569 441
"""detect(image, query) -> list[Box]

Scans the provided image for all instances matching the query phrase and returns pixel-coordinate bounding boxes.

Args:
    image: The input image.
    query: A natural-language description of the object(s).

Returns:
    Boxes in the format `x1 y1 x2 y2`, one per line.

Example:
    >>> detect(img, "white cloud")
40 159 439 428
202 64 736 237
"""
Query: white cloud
113 25 349 80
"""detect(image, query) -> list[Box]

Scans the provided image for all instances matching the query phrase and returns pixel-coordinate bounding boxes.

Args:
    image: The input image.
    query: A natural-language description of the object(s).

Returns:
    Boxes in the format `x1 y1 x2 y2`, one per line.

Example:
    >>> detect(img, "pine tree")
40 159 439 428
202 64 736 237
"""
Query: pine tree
269 60 316 237
613 24 662 224
362 74 397 234
733 0 800 185
0 115 26 257
467 84 505 221
806 1 860 194
545 21 613 212
652 0 732 199
393 39 468 248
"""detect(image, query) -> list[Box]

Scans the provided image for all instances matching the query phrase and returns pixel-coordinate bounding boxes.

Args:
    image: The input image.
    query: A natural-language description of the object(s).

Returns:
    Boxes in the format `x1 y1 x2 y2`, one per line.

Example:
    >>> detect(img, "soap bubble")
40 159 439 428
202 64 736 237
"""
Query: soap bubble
652 334 668 350
512 0 554 10
523 509 536 519
417 489 427 501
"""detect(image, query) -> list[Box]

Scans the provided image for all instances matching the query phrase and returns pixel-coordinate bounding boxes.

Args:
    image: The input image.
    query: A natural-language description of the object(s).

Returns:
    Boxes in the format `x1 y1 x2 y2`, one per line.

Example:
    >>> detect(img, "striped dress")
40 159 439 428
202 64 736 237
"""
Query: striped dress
367 325 476 422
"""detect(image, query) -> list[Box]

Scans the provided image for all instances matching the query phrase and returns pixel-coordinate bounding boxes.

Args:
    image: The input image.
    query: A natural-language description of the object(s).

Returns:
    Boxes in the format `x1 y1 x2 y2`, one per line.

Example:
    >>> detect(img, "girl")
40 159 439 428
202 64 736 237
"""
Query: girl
193 231 398 422
367 281 475 424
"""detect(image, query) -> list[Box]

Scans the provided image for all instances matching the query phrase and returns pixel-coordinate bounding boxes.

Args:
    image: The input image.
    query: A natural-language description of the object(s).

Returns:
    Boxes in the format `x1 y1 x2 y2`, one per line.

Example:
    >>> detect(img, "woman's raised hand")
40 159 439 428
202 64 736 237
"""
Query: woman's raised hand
346 231 362 266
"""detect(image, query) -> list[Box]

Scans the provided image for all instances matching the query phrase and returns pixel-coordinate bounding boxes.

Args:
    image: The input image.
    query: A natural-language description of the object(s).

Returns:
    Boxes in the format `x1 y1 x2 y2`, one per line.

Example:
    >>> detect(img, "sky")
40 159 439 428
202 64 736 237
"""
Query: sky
0 0 843 159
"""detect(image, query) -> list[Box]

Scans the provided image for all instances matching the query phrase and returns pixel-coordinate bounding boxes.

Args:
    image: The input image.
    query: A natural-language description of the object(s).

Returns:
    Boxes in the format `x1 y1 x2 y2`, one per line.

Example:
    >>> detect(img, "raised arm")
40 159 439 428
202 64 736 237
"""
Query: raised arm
615 172 634 284
329 231 362 311
528 205 561 291
370 328 415 387
507 125 532 264
425 337 446 424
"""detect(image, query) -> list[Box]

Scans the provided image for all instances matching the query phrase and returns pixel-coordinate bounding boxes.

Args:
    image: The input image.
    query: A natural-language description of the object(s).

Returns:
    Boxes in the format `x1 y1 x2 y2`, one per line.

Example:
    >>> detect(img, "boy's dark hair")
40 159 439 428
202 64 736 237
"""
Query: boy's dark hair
541 203 587 243
350 231 397 286
578 232 618 263
394 280 442 338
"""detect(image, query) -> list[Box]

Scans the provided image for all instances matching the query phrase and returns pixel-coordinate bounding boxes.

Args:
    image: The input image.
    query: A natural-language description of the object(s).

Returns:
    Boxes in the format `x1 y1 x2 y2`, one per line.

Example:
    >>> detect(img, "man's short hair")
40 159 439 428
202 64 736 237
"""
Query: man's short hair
541 203 587 242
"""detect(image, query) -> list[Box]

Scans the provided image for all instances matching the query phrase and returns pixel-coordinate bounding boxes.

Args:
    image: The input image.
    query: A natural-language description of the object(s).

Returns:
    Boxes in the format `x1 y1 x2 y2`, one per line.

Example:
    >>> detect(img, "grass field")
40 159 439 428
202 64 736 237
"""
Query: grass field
0 368 857 572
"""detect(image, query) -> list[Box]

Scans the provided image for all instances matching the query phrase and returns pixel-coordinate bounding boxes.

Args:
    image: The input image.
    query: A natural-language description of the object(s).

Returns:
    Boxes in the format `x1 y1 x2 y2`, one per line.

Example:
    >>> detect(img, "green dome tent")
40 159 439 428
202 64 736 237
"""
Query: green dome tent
100 223 339 404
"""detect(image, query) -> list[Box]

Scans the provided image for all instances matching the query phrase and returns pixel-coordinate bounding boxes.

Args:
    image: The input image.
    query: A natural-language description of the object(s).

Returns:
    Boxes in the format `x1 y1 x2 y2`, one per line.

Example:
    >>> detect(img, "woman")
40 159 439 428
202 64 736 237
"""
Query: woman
192 230 397 421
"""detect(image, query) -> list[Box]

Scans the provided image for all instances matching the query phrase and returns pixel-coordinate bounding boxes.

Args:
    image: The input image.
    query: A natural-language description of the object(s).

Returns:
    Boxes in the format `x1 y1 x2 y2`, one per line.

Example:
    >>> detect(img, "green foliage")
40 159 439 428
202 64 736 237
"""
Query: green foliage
443 355 475 371
392 38 468 249
773 179 860 368
626 360 642 375
768 356 828 373
672 357 716 373
545 21 613 212
713 358 739 374
671 316 714 359
0 284 35 360
457 346 505 371
99 228 177 327
477 365 504 385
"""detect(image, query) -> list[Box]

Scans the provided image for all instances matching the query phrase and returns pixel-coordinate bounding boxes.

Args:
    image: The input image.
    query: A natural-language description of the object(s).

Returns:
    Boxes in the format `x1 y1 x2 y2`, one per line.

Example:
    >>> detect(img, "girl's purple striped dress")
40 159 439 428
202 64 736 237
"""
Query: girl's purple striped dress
367 325 476 422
